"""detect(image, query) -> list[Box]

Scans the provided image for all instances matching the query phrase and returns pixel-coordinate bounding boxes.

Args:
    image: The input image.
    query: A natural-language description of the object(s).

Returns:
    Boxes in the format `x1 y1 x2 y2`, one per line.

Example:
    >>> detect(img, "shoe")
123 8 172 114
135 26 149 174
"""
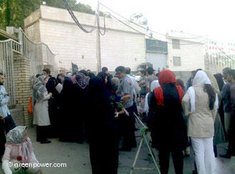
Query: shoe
219 153 231 159
40 140 51 144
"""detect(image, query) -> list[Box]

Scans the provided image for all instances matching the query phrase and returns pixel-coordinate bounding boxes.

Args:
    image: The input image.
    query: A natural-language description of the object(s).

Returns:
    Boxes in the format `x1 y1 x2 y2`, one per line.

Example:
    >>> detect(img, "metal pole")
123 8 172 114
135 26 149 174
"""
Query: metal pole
132 113 161 174
96 0 101 73
130 137 144 174
143 133 161 174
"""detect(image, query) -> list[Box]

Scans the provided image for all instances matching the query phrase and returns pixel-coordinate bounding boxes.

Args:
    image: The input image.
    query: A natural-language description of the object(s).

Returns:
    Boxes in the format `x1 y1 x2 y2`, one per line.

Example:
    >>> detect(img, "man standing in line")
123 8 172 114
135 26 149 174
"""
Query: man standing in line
220 67 233 158
125 67 140 119
43 68 59 138
0 72 16 133
115 66 136 151
146 67 157 92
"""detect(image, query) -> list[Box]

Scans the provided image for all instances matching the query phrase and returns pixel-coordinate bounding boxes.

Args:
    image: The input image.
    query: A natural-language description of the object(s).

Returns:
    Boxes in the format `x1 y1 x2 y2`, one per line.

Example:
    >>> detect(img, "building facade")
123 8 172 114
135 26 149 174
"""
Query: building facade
145 39 168 71
167 34 205 72
24 5 146 72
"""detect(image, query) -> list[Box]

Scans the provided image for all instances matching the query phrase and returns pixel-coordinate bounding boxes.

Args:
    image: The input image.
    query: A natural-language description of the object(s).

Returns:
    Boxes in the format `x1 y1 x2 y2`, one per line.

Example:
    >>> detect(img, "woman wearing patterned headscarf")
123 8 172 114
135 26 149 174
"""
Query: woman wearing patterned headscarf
148 70 187 174
59 73 89 142
33 75 52 144
2 126 40 174
183 70 217 174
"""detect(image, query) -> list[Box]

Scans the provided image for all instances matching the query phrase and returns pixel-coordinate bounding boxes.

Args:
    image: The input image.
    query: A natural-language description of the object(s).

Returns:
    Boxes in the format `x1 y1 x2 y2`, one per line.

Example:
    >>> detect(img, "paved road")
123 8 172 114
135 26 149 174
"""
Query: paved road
0 127 235 174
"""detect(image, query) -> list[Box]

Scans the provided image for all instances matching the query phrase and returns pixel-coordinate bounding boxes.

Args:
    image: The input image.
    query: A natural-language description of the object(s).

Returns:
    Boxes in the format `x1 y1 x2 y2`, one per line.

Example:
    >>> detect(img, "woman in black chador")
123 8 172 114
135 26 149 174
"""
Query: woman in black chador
46 77 60 138
58 77 74 142
87 75 119 174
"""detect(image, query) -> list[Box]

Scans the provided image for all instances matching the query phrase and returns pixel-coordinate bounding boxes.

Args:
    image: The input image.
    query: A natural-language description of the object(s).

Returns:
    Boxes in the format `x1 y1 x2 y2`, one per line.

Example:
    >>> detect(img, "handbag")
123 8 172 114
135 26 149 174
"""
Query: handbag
27 97 33 114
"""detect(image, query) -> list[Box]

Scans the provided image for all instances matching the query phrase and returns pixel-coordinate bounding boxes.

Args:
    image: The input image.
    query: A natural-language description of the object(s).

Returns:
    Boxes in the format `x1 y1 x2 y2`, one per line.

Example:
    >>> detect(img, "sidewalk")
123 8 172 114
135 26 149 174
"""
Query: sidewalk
0 127 234 174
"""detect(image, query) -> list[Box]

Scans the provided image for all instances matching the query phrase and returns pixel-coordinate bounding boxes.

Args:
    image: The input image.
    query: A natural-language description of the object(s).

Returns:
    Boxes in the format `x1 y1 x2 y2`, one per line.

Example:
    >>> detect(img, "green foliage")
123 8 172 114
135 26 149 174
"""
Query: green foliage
0 0 96 30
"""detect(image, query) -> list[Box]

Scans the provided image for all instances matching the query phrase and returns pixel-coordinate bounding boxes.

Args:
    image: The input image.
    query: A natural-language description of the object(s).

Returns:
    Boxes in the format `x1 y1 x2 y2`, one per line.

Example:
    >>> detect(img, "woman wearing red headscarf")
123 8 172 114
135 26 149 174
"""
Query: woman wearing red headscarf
148 70 188 174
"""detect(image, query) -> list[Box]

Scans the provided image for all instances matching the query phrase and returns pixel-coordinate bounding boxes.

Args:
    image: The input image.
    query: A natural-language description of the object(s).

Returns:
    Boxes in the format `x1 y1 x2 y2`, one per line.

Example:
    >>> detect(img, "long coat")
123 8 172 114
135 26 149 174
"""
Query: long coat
33 91 51 126
182 84 216 138
149 84 188 151
87 77 119 174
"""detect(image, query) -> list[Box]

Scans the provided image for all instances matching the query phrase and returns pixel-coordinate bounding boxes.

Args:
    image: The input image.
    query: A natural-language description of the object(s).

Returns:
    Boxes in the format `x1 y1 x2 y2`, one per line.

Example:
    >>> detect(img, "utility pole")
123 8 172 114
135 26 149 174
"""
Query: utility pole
96 0 101 73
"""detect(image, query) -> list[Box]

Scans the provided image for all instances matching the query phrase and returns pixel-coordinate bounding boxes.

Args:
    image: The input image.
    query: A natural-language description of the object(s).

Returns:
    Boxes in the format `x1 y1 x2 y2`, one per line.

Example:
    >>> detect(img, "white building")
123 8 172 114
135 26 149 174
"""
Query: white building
166 31 205 72
24 5 146 72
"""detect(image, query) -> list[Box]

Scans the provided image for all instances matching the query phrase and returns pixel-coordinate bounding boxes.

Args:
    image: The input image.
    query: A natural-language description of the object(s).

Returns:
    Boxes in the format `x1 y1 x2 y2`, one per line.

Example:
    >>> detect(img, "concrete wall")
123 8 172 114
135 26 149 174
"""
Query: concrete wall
24 9 41 43
25 5 146 72
167 39 205 71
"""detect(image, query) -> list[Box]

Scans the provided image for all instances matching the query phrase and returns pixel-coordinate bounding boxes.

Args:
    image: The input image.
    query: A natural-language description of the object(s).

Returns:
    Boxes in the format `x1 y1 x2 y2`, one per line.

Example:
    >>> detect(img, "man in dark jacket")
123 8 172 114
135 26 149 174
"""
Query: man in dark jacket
220 67 233 158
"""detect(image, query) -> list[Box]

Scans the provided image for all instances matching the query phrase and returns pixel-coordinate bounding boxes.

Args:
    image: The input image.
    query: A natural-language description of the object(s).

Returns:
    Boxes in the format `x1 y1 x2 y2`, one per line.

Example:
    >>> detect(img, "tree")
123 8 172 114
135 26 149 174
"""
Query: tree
0 0 96 30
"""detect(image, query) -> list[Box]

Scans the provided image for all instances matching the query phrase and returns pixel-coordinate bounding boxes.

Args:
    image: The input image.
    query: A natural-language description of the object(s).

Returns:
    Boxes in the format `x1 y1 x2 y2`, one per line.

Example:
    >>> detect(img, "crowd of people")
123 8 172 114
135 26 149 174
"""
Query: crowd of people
1 65 235 174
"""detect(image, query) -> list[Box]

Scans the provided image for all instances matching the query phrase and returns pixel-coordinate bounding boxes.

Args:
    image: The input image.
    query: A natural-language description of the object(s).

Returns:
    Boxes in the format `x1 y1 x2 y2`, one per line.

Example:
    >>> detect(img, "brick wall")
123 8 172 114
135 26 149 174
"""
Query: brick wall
14 54 32 126
10 106 24 126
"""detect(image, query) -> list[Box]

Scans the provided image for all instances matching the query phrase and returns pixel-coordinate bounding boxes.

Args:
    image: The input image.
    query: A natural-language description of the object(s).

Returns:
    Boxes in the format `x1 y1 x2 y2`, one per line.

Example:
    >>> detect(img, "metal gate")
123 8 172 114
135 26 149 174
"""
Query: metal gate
0 39 18 106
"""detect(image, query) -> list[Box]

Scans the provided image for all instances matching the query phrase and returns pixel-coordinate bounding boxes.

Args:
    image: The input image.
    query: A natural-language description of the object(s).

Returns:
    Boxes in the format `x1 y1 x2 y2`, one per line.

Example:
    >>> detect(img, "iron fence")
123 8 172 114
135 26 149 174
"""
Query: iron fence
0 28 57 106
0 39 17 106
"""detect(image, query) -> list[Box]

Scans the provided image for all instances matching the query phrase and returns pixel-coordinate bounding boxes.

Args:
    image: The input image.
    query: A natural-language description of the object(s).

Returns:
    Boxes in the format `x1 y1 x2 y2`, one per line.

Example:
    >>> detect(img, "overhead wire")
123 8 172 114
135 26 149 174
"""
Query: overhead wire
63 0 107 36
100 2 207 40
63 0 96 33
99 2 165 36
63 0 211 46
106 12 147 36
100 2 207 46
109 13 206 46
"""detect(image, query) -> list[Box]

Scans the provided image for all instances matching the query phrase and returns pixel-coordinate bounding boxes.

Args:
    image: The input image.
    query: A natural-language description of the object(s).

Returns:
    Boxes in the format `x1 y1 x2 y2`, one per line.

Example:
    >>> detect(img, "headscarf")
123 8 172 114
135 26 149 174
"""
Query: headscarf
158 70 176 86
97 72 112 90
205 71 220 95
6 126 26 144
188 70 218 112
6 126 33 163
75 73 88 89
88 77 105 96
192 70 211 86
111 77 120 92
33 75 47 101
154 70 184 106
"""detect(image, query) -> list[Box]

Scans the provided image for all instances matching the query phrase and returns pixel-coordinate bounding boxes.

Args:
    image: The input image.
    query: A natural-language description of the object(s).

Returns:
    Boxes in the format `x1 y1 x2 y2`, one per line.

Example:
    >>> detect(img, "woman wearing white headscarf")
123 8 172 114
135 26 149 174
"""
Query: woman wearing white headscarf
182 70 217 174
33 75 52 144
2 126 40 174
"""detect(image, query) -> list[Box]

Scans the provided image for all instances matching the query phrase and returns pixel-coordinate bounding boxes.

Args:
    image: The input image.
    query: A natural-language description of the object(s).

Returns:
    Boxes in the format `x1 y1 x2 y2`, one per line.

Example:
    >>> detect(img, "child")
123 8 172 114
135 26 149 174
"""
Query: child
2 126 41 174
